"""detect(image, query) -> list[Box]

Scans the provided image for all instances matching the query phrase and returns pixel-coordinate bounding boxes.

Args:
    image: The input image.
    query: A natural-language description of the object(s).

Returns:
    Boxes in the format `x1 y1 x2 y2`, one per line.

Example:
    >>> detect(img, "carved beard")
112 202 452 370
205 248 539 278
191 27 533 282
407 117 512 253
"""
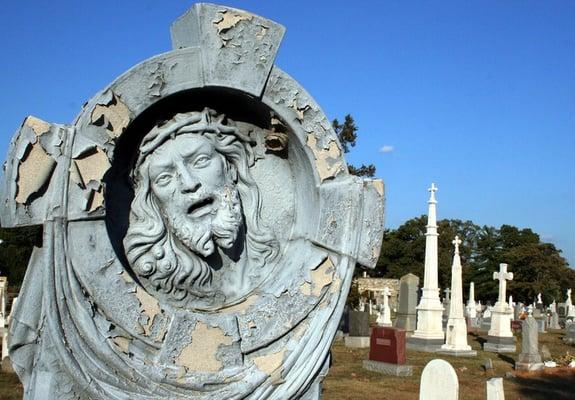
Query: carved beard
166 185 243 258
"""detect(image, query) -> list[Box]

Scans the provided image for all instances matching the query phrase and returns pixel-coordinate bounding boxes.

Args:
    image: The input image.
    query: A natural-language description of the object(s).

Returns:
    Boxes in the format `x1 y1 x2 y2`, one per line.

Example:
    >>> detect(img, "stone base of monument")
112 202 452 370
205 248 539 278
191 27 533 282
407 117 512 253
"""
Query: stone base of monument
406 337 444 352
362 359 413 376
436 348 478 357
515 361 544 371
483 335 516 353
344 336 370 348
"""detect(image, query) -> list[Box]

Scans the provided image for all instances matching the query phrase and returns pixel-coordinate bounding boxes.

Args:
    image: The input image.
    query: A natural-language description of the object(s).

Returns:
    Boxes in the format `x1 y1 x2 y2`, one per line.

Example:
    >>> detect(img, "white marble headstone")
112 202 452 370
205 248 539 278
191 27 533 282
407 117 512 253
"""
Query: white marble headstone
486 377 505 400
419 359 459 400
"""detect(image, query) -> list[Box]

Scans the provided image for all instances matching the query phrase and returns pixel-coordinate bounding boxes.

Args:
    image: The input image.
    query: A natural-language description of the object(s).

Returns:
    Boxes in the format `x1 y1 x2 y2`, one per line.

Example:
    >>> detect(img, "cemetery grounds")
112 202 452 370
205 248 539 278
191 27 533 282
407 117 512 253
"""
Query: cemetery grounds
1 331 574 399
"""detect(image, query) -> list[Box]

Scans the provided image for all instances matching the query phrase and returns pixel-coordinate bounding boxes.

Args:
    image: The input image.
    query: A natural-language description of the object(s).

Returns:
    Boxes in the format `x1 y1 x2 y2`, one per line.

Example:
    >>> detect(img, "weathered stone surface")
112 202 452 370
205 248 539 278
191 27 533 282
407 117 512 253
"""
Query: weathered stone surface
515 315 543 371
419 359 459 400
0 4 385 399
394 273 419 332
363 359 413 376
348 311 370 337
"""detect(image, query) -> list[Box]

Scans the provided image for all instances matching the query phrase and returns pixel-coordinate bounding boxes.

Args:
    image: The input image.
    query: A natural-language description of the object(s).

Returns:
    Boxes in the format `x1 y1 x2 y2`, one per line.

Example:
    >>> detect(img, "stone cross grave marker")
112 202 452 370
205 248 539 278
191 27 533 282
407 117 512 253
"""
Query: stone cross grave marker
494 264 513 306
377 286 392 326
484 264 516 353
0 4 385 399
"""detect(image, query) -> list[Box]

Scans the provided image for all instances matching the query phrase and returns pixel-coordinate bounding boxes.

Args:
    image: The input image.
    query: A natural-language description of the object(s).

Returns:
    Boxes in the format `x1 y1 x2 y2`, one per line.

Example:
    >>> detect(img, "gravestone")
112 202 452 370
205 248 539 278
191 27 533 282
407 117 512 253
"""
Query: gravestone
419 359 459 400
376 286 392 326
408 184 445 352
486 377 505 400
0 4 385 399
362 326 412 376
480 315 492 332
533 308 542 318
394 273 419 333
564 323 575 344
484 264 516 353
535 315 547 333
549 312 561 329
557 303 567 317
345 311 371 348
515 310 544 371
438 236 476 357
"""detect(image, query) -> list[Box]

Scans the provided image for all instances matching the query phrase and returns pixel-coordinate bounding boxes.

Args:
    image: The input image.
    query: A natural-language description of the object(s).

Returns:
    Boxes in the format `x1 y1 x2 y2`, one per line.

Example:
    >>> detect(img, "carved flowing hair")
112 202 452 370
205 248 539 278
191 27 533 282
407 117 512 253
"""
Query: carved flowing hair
124 108 278 300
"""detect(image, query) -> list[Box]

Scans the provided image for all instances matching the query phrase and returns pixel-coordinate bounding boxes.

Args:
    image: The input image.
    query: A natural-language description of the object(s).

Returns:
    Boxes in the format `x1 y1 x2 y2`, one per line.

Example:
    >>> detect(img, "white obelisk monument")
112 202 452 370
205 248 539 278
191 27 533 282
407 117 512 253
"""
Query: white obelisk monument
484 263 516 353
408 183 444 351
439 236 476 356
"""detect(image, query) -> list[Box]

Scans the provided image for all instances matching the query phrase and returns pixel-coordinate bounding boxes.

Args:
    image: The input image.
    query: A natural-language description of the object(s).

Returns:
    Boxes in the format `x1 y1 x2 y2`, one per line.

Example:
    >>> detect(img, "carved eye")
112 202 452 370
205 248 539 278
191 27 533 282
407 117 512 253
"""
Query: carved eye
193 154 211 168
154 173 172 186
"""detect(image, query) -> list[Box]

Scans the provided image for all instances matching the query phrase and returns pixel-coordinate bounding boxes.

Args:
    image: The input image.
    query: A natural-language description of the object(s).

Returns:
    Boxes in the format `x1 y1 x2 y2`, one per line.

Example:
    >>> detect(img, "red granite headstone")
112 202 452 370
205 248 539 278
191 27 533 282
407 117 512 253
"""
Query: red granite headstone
369 326 406 365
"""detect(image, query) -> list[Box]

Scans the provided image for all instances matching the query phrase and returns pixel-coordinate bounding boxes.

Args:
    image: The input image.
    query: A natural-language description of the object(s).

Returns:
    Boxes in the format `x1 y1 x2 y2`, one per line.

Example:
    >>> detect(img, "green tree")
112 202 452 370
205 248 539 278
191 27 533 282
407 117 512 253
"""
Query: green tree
332 114 376 177
377 217 574 305
0 225 43 288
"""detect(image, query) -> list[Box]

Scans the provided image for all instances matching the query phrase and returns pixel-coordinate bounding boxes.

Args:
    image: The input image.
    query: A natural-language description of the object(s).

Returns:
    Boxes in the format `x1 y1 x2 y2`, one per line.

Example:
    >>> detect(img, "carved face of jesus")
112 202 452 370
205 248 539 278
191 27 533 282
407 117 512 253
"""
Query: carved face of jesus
146 134 242 257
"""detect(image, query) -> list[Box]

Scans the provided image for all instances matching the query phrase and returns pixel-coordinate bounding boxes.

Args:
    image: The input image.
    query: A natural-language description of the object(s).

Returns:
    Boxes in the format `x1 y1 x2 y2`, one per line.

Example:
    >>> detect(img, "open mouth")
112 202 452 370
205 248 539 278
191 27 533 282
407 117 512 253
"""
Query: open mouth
187 196 215 217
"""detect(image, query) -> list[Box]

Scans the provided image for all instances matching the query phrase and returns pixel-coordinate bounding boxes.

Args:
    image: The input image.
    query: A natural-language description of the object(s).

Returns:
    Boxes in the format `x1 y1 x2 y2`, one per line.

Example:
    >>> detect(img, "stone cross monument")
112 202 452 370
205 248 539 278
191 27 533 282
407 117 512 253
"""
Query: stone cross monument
408 183 444 351
0 4 385 399
377 286 392 326
466 282 477 319
439 236 476 356
484 263 516 353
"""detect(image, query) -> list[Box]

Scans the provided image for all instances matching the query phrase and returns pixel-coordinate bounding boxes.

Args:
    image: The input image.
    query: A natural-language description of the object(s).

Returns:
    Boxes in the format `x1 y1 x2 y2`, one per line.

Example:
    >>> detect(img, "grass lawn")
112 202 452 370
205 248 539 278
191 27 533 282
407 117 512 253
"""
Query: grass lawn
0 330 574 399
323 329 575 400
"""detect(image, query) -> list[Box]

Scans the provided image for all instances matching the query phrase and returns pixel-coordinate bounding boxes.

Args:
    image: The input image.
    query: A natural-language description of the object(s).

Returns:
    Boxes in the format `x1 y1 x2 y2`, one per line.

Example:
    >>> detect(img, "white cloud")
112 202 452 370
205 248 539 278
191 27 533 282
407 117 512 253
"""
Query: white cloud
379 145 394 153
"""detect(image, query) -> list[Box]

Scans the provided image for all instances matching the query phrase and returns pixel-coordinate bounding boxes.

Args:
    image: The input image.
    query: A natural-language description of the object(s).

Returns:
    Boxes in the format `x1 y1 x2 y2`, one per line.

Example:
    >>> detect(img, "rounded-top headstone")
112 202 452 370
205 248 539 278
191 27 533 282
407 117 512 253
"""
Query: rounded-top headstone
419 359 459 400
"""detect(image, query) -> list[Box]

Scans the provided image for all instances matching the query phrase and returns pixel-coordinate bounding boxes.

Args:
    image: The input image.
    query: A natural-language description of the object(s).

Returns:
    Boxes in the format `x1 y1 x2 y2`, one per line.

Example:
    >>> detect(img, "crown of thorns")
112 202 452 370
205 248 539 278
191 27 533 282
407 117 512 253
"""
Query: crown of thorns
133 108 255 179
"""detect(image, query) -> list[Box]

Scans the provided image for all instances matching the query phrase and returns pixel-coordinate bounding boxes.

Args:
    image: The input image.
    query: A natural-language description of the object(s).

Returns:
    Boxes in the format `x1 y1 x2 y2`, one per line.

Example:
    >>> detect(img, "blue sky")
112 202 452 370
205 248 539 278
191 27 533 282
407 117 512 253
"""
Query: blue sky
1 1 574 266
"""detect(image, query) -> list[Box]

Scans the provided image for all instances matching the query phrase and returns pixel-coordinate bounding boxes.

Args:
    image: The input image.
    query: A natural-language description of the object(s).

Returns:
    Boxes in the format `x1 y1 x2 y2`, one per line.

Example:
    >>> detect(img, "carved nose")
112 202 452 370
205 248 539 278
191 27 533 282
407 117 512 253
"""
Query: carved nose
179 168 201 193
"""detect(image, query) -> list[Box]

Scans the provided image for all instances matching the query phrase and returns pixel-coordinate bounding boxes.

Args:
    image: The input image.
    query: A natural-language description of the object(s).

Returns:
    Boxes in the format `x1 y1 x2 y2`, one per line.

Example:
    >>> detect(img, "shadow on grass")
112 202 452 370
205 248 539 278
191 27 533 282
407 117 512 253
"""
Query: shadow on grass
497 353 515 367
469 332 487 346
513 370 575 400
